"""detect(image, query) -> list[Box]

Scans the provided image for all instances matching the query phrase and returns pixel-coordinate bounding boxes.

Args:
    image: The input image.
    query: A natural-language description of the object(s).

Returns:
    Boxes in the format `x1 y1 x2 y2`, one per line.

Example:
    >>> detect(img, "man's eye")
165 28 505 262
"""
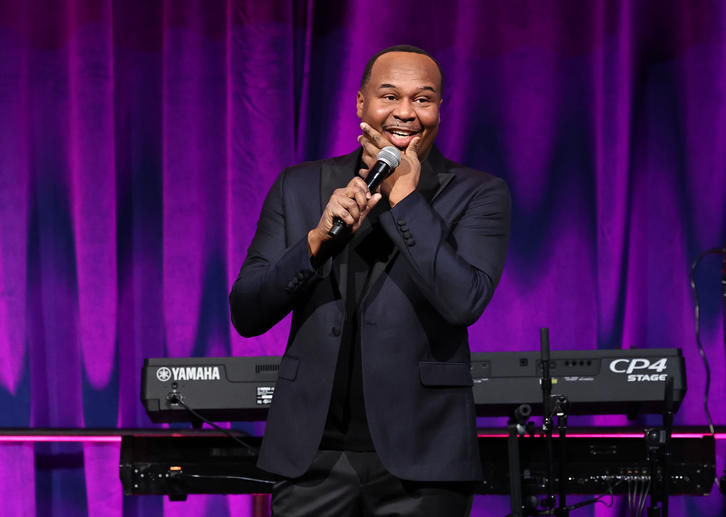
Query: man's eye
383 95 396 101
415 97 431 104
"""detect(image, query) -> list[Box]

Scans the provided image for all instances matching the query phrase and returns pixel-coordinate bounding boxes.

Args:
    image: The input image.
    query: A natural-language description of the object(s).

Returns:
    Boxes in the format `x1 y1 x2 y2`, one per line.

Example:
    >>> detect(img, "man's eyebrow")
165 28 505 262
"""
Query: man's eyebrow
377 83 437 93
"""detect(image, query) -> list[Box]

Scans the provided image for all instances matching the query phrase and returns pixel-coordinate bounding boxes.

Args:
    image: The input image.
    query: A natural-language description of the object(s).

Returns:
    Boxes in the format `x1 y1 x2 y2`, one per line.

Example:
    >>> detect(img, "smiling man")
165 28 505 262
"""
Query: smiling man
230 45 511 516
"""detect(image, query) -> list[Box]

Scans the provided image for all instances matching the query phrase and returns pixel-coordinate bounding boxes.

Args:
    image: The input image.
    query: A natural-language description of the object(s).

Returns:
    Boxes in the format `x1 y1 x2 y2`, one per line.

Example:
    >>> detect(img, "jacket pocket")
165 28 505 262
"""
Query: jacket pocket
418 361 473 387
278 355 300 381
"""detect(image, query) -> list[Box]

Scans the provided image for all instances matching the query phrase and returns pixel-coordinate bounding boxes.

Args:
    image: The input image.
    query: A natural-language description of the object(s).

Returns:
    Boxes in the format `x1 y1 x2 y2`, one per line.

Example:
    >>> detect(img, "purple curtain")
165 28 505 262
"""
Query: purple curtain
0 0 724 515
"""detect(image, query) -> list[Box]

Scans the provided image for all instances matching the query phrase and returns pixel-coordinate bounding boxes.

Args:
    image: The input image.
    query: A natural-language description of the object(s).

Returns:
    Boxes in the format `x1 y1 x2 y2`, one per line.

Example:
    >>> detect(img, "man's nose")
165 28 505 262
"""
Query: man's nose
393 99 415 121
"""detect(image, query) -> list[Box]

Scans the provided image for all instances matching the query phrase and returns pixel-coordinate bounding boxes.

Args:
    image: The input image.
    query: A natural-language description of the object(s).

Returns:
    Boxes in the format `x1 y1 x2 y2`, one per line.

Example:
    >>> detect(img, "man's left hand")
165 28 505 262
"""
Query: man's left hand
358 122 421 207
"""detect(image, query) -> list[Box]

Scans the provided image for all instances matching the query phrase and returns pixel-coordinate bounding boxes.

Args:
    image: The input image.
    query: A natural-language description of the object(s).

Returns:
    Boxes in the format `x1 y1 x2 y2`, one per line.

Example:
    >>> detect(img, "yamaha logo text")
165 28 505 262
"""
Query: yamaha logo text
156 366 221 382
608 358 668 382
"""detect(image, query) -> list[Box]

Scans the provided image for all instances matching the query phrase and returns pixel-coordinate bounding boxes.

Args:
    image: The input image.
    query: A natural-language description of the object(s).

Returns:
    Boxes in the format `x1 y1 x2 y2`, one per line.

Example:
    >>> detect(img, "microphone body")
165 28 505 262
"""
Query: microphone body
328 146 401 238
363 157 396 193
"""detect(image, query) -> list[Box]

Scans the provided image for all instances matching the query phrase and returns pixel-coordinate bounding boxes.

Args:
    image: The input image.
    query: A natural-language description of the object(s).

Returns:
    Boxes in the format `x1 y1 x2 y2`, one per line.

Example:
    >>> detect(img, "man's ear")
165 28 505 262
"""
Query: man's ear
356 91 364 119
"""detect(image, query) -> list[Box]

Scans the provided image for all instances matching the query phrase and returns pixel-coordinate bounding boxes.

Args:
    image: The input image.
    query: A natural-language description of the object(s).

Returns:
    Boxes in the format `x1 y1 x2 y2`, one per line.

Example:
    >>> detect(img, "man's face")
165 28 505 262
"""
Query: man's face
357 52 442 159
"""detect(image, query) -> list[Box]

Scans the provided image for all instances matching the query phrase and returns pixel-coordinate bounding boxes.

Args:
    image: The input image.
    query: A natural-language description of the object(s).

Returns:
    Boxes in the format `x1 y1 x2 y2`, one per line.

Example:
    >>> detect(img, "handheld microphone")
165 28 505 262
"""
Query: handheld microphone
328 146 401 238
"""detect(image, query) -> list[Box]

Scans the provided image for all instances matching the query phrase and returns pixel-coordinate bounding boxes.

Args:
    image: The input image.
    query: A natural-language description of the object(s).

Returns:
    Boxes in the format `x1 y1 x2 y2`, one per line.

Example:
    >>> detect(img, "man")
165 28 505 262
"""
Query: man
230 45 510 516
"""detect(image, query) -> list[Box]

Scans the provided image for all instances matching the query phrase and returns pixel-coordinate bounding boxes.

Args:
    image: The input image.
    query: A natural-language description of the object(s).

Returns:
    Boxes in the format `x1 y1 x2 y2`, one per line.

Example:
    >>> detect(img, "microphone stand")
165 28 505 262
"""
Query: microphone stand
662 375 674 517
646 375 674 517
507 404 532 517
554 396 570 517
540 328 556 514
646 427 664 517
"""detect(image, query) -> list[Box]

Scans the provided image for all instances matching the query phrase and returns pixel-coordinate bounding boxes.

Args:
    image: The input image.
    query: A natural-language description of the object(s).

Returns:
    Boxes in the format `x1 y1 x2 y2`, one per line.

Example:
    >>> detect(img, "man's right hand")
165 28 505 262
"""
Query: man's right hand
307 176 382 257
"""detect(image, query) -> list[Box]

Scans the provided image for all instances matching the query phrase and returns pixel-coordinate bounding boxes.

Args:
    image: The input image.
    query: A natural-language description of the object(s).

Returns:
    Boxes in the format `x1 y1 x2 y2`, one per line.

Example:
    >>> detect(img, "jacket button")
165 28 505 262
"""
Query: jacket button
331 327 341 336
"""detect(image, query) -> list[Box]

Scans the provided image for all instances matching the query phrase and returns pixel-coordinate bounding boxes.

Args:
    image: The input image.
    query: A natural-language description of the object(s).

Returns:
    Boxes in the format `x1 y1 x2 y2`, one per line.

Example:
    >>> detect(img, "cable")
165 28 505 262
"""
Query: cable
627 477 634 515
562 481 617 511
645 476 652 516
635 476 645 517
638 478 644 515
177 473 275 485
689 247 723 436
638 476 651 517
170 396 259 455
531 479 619 515
625 476 648 517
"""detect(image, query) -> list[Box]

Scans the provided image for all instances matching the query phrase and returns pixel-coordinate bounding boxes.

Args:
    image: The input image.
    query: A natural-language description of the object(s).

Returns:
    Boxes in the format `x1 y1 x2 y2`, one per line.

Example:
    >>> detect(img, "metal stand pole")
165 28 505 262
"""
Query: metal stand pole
554 397 570 517
646 376 674 517
507 404 532 517
646 427 663 517
540 328 556 513
662 375 674 517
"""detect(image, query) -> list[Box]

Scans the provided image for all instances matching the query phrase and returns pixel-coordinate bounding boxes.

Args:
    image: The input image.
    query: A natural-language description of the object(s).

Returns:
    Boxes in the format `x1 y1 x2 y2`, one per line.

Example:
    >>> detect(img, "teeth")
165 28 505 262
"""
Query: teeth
391 130 414 137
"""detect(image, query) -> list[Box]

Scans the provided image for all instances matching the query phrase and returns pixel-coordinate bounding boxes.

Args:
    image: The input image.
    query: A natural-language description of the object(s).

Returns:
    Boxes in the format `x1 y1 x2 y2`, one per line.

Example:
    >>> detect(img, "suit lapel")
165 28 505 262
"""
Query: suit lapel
320 149 361 213
426 146 455 203
320 149 361 302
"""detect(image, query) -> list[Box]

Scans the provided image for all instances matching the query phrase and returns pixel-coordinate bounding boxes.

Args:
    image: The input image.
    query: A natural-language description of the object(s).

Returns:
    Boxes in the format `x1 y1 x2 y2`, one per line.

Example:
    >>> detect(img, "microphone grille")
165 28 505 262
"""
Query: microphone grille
377 146 401 168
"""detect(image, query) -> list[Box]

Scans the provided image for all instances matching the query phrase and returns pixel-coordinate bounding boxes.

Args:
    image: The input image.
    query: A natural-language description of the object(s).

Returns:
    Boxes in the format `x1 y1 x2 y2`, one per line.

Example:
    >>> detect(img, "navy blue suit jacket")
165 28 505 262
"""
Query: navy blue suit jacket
230 147 510 481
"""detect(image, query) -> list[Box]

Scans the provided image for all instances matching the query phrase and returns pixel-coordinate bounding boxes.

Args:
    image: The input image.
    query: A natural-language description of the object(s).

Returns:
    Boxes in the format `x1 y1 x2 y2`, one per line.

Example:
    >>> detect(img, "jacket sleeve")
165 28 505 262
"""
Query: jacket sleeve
229 168 328 337
380 175 511 326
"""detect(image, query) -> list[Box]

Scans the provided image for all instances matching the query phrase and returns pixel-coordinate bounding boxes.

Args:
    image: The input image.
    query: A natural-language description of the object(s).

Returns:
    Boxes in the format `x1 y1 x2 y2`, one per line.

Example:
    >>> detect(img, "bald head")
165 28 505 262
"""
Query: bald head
360 45 444 98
